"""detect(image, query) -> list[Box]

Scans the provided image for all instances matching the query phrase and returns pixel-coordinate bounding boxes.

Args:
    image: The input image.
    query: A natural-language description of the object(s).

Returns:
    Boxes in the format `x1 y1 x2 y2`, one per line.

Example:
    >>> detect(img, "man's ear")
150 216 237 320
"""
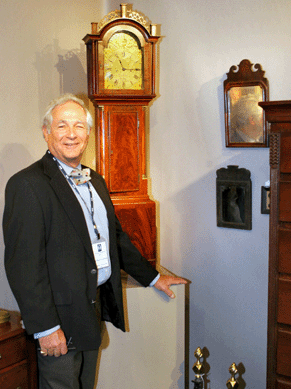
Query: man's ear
42 126 49 140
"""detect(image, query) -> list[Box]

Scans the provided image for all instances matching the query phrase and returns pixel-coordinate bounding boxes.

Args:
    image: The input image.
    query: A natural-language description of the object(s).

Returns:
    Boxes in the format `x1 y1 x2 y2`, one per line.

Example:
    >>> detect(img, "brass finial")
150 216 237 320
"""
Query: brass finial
192 347 204 388
97 3 152 34
120 3 127 18
150 24 157 36
226 363 239 388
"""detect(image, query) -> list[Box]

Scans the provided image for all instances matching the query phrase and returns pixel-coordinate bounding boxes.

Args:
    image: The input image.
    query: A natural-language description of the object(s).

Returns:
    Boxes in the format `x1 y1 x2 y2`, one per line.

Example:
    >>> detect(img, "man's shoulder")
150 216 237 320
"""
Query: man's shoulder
6 154 51 188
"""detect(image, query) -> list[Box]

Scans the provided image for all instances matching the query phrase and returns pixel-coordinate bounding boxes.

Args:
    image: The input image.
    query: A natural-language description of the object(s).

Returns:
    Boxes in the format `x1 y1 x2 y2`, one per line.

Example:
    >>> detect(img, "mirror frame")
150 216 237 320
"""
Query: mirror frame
224 59 269 148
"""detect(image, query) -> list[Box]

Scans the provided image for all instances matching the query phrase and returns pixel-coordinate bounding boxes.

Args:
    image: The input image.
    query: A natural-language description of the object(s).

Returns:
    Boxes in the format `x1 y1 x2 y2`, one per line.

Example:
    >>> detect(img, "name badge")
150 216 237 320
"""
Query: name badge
92 238 109 269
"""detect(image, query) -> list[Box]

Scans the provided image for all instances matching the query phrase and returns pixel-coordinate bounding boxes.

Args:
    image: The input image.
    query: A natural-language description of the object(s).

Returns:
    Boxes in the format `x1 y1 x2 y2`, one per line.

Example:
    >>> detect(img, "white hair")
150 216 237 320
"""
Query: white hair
42 93 93 134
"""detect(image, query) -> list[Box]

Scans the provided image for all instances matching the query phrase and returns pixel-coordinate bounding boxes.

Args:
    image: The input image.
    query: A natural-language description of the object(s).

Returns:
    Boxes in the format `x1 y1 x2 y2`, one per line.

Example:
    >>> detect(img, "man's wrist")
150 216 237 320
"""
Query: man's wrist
34 325 60 339
149 273 160 287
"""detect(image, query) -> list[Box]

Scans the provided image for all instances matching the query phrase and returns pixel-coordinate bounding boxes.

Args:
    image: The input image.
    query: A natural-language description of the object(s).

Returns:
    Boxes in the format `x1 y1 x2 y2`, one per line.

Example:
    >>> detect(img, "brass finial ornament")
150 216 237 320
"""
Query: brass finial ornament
226 363 239 388
97 3 151 33
192 347 205 389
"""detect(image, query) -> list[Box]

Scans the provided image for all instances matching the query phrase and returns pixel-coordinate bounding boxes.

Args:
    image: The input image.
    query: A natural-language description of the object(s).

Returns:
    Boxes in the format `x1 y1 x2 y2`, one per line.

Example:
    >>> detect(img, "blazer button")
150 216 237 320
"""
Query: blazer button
91 269 97 274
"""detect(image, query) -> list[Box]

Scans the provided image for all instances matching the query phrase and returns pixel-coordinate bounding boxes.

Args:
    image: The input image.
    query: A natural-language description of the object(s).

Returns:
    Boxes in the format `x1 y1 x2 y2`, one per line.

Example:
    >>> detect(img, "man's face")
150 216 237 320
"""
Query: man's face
42 101 90 168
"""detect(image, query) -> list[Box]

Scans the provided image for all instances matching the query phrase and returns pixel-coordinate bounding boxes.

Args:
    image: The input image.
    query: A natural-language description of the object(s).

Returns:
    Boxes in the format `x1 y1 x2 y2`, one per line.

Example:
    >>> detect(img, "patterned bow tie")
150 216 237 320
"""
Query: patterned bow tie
70 168 91 185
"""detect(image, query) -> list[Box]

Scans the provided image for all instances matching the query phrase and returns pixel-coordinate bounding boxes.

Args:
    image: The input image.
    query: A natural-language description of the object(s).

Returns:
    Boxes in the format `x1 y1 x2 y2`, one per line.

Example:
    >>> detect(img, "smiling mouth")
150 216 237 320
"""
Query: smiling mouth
64 143 79 147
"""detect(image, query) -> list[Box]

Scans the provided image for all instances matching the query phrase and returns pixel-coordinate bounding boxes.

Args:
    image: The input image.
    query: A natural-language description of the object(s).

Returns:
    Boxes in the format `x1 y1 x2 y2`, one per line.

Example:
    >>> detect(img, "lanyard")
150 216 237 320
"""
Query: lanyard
50 153 101 240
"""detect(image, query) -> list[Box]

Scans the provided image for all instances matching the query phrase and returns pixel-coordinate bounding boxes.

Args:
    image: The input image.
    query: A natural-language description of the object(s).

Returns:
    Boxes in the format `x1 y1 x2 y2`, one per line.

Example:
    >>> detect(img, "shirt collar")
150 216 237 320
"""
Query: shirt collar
56 158 82 175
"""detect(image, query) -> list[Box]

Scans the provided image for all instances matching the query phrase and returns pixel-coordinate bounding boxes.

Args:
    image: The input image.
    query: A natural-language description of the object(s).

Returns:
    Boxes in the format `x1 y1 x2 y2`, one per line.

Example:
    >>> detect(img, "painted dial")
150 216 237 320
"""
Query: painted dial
104 32 143 90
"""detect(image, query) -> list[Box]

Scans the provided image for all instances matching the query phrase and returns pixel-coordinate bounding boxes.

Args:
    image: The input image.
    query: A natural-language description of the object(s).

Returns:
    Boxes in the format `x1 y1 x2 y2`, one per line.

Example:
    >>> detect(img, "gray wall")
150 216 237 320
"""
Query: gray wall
1 0 290 387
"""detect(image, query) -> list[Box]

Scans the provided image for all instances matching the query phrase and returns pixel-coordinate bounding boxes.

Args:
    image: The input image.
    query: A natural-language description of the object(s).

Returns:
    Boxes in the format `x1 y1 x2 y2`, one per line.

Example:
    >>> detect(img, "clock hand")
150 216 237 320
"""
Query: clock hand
116 56 127 71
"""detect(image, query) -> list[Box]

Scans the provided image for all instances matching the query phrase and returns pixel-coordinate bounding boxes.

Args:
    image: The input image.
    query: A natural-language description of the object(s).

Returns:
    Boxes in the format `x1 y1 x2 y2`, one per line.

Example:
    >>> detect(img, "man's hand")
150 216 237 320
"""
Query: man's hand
39 328 68 357
154 275 187 299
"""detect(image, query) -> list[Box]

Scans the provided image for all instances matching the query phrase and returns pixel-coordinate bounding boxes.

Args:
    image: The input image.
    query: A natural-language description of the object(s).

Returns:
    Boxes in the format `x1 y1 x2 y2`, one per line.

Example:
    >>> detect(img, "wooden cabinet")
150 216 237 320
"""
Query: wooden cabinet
0 311 37 389
259 101 291 388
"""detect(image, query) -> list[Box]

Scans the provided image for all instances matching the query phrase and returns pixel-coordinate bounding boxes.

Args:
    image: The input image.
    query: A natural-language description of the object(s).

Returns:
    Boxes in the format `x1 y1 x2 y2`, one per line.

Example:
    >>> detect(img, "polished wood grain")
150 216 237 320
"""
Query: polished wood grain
279 183 291 222
277 329 291 376
108 109 140 193
278 278 291 325
278 228 291 274
0 360 29 389
0 311 37 389
260 101 291 388
114 200 156 262
96 104 147 196
277 379 291 389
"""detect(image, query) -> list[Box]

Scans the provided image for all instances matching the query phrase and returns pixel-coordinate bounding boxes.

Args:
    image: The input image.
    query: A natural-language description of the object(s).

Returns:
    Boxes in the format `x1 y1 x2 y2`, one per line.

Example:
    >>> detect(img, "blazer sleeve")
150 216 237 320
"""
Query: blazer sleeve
3 174 60 335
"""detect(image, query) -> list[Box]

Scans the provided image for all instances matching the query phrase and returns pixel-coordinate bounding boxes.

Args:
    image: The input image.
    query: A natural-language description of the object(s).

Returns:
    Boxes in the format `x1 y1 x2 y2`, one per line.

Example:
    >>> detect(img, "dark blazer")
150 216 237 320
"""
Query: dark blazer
3 151 158 351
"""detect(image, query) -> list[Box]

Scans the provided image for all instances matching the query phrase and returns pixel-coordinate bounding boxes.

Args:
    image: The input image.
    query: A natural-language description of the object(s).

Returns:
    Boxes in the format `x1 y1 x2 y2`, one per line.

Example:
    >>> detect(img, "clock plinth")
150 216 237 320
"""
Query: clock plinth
84 4 160 268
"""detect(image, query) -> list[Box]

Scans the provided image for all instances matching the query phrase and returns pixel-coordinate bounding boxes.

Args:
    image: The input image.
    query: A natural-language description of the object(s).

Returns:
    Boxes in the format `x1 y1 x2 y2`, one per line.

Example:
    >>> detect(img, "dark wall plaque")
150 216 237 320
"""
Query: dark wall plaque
216 165 252 230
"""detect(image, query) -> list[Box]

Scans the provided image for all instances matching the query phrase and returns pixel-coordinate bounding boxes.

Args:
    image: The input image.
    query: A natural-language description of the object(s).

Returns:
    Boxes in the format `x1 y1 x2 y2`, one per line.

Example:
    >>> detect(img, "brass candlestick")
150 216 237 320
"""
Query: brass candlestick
192 347 205 389
226 363 239 388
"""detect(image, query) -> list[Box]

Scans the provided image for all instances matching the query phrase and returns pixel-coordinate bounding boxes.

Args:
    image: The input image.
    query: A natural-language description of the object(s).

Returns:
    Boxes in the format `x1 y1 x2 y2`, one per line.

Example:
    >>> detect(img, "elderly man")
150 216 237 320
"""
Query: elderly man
3 94 186 388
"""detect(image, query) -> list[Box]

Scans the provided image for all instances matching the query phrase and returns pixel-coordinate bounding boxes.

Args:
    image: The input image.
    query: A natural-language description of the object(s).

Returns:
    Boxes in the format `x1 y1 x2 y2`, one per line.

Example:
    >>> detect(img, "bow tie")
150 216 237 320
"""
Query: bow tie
69 168 91 185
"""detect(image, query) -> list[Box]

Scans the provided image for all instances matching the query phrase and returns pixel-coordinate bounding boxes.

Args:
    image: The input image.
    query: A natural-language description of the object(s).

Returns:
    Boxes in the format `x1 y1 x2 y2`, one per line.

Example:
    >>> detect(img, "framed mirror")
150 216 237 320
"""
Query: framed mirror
224 59 269 147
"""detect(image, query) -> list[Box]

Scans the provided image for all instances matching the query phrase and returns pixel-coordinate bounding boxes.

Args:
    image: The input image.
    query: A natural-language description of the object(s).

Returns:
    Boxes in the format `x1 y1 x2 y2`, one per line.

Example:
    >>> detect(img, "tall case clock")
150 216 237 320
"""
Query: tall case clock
83 3 160 267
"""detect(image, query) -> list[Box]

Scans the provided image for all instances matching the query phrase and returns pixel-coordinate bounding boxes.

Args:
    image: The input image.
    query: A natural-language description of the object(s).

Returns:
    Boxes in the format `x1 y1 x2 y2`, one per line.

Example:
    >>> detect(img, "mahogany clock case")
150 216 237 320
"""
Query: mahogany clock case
83 5 160 267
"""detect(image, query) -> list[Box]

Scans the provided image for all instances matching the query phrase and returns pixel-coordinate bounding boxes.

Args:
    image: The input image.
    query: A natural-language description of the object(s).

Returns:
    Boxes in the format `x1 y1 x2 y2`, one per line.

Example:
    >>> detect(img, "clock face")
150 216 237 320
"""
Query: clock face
104 32 143 90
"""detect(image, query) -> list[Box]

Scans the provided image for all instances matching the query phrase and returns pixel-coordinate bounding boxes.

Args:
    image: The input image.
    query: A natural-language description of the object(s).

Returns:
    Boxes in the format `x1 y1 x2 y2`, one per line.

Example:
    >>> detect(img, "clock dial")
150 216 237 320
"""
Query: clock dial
104 32 143 90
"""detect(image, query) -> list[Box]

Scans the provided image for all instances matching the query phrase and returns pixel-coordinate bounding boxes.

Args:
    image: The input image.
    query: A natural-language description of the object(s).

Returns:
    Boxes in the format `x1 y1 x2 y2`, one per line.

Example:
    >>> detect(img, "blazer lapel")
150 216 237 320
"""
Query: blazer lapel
42 152 94 261
90 176 112 211
89 174 117 257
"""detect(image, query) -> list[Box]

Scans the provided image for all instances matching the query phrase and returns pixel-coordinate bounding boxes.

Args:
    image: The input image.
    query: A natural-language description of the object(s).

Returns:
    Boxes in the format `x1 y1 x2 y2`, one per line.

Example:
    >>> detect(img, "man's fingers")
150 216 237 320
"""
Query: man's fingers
171 278 187 285
60 343 68 355
154 275 187 299
53 349 61 357
39 328 68 357
167 289 175 299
